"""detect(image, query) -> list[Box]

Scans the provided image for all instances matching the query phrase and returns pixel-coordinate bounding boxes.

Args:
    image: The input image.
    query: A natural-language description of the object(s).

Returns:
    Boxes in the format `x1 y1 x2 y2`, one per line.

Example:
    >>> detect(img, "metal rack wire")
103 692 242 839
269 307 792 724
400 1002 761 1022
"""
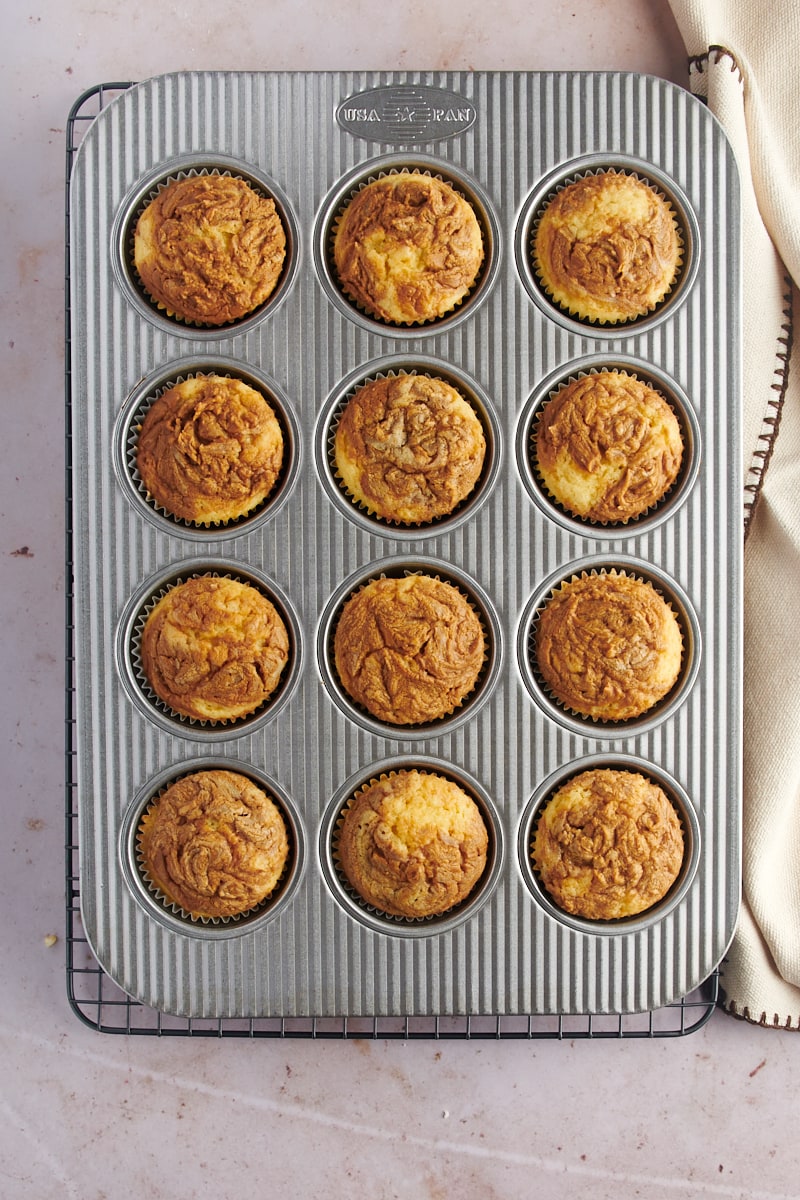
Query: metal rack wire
64 81 719 1039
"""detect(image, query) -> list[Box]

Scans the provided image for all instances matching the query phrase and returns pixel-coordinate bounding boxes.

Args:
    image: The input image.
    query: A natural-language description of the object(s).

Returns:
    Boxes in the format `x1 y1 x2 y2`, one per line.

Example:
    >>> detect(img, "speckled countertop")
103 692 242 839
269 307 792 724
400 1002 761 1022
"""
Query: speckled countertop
2 2 798 1197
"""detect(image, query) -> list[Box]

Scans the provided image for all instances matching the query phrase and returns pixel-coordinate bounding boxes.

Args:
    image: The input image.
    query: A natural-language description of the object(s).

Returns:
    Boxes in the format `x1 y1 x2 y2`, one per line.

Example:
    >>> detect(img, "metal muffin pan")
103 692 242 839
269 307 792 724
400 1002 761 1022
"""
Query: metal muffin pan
69 70 741 1018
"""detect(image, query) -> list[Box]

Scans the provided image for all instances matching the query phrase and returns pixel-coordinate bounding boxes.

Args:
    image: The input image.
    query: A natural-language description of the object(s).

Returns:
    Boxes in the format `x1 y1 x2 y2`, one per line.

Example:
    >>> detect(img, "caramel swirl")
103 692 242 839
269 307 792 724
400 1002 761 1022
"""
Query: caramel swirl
534 571 683 721
134 174 286 325
334 574 485 725
533 768 684 920
333 173 484 324
139 769 289 919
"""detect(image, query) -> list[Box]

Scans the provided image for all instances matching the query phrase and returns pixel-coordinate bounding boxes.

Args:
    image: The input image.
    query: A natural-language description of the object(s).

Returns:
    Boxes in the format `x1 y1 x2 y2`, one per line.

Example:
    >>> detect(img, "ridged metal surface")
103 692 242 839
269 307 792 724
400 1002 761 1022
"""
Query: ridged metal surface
69 71 741 1018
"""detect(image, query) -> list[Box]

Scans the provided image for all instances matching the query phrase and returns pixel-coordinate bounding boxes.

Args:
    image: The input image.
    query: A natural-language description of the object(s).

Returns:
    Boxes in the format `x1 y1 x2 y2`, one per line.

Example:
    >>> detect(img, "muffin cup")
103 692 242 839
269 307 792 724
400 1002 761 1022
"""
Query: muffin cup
112 154 298 337
320 757 503 937
318 558 502 739
316 355 501 539
514 154 700 337
517 355 701 537
517 754 701 935
119 759 302 938
314 154 500 336
117 560 301 740
113 357 298 539
518 556 701 738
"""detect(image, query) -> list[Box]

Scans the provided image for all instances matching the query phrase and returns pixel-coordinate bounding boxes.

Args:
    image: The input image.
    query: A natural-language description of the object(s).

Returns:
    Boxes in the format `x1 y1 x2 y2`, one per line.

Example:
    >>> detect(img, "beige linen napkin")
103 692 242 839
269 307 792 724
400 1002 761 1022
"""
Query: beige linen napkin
667 0 800 1028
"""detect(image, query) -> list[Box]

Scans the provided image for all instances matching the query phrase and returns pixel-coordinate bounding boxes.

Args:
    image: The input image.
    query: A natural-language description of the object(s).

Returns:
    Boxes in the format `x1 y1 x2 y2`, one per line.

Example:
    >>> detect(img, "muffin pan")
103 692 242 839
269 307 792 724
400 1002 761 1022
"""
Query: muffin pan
69 71 741 1018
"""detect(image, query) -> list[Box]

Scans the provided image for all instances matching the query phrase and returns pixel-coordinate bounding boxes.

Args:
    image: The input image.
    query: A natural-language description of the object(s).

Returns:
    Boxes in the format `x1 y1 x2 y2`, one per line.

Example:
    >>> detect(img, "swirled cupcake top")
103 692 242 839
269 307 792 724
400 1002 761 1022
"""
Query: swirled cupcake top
136 374 284 524
138 768 289 919
534 370 683 523
140 575 289 722
533 171 681 323
533 767 684 920
334 373 485 524
338 769 488 919
134 174 286 325
534 571 683 721
333 173 484 324
334 574 485 725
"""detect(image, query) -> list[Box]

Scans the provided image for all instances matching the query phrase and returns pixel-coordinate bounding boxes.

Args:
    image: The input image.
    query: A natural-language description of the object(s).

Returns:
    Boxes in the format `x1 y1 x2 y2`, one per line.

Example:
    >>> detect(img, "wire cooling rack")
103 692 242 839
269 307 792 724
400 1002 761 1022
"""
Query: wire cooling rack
64 81 719 1039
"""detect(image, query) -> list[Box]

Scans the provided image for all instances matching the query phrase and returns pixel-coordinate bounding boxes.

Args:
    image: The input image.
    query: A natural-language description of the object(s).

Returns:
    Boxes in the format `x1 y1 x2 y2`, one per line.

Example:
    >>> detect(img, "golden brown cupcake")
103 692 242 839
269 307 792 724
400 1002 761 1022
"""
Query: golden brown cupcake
333 574 485 725
338 769 488 919
532 767 684 920
133 173 286 325
138 768 289 919
140 575 289 722
334 373 486 524
534 570 683 721
534 370 683 523
136 374 284 524
333 172 484 324
533 170 681 323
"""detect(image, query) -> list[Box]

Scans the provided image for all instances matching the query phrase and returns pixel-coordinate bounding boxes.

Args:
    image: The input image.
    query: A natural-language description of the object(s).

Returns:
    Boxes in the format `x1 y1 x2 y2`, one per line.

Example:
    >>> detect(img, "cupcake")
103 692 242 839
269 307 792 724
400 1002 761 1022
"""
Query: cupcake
333 172 484 324
532 767 684 920
334 373 486 524
534 570 683 721
534 370 684 524
140 575 290 722
136 374 284 524
338 769 488 919
533 170 681 324
138 768 289 920
133 173 287 325
333 574 485 725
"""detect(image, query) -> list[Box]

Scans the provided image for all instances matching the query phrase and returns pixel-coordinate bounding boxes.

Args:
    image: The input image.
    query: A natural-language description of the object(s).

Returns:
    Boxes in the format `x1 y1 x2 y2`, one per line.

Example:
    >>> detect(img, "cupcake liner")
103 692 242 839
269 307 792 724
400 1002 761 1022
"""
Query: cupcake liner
529 367 686 528
129 570 293 730
127 166 290 329
529 167 686 327
327 368 489 529
126 370 290 531
330 767 491 926
134 770 293 927
328 568 492 731
528 567 686 727
327 166 489 328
